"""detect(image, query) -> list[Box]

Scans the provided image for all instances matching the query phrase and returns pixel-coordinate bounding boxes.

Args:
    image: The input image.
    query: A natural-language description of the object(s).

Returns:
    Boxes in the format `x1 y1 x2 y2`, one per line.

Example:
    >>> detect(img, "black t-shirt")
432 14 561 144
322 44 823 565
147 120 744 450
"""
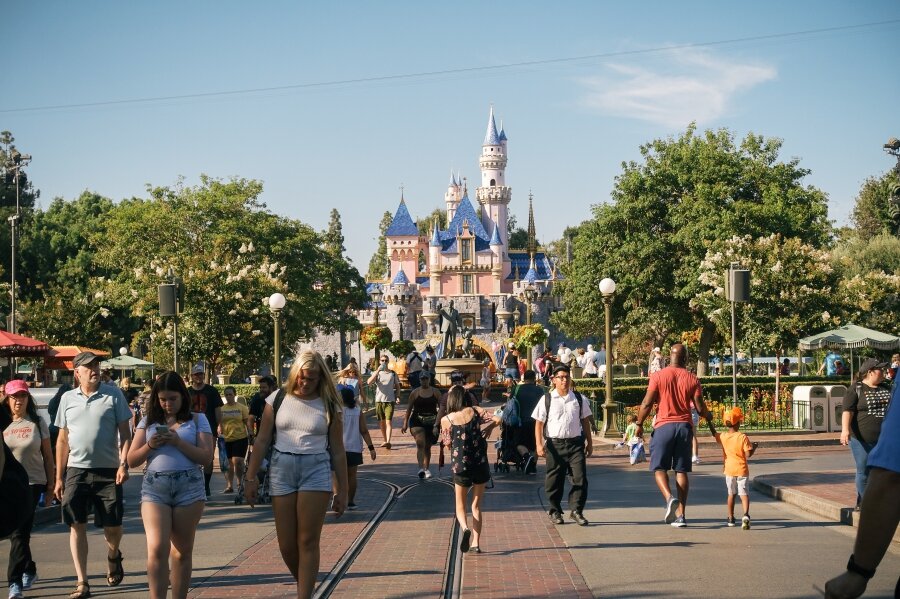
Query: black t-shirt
504 352 518 369
843 382 892 444
248 392 267 429
188 384 224 434
512 383 545 426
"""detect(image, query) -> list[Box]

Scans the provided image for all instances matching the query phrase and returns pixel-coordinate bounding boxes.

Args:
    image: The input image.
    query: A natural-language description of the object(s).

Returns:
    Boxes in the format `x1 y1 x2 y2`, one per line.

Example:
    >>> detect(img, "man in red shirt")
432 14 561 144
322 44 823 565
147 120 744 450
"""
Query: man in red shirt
636 344 715 527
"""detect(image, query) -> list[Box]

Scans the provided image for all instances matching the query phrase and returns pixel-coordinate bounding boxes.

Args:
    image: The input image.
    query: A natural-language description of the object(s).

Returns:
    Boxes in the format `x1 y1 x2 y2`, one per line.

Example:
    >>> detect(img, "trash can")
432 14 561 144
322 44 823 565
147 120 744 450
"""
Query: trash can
825 385 848 433
792 385 828 431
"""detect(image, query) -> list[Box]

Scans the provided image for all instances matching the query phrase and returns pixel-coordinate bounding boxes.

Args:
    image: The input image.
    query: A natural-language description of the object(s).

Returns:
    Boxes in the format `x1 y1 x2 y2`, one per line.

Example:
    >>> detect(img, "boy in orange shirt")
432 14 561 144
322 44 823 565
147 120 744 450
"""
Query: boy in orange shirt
714 407 759 529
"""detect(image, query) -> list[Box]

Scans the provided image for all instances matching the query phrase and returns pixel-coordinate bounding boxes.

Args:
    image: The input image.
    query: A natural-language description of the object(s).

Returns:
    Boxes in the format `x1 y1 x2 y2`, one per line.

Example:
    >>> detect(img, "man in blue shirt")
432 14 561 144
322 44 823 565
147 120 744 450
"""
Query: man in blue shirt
54 351 133 597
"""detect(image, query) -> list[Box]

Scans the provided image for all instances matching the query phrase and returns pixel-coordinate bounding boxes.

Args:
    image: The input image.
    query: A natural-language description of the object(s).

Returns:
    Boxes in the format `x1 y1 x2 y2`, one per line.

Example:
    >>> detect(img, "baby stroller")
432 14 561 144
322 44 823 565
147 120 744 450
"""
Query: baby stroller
235 450 273 505
493 400 527 474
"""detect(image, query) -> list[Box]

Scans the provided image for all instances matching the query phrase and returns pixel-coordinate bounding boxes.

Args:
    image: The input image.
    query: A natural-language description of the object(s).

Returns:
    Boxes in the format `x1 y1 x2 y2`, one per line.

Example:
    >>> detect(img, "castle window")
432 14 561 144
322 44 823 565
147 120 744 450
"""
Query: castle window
490 179 496 186
461 238 472 263
462 274 473 294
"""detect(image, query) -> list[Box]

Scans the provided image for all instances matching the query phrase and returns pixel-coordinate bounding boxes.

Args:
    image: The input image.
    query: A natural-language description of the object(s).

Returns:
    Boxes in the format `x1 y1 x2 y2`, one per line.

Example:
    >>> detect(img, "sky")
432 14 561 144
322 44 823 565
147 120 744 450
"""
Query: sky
4 2 899 271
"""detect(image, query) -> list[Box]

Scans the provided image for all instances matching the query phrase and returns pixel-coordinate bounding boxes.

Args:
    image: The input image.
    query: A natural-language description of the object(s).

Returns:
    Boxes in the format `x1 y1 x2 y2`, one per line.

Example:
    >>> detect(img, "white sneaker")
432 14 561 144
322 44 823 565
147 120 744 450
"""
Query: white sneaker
424 469 433 479
417 469 426 479
691 455 701 464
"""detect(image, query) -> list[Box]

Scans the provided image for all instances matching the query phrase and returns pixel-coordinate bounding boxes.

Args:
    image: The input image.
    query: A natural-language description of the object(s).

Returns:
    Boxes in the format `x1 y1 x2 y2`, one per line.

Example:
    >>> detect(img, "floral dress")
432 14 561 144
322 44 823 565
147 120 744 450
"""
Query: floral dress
449 409 490 475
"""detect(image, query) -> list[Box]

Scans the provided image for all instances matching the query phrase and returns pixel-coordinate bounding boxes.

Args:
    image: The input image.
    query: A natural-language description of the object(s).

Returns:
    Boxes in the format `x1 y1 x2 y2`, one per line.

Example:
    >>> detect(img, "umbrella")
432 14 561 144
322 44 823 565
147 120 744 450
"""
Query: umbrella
0 331 50 357
100 355 155 369
798 324 900 379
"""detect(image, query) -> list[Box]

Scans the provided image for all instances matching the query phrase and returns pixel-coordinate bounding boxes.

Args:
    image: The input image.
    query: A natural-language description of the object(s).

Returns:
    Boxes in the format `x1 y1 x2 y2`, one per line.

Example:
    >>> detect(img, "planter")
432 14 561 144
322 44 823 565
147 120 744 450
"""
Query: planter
217 374 230 385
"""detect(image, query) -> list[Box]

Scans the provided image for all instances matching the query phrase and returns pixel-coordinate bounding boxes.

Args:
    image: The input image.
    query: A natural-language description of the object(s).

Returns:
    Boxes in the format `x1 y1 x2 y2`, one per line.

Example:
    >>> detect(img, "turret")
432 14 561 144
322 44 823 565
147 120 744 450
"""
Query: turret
429 219 442 296
477 106 511 250
445 170 461 222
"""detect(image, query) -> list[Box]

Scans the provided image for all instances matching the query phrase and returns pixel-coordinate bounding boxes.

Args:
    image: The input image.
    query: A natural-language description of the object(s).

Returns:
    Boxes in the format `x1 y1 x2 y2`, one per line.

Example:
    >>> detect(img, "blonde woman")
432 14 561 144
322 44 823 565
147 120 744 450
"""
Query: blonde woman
337 363 366 410
245 351 348 599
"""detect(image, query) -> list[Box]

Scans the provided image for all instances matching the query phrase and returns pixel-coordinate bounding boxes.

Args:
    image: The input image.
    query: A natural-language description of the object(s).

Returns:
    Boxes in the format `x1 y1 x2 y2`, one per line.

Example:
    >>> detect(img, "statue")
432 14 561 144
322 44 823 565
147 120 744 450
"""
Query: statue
461 326 474 358
438 300 461 359
889 182 900 236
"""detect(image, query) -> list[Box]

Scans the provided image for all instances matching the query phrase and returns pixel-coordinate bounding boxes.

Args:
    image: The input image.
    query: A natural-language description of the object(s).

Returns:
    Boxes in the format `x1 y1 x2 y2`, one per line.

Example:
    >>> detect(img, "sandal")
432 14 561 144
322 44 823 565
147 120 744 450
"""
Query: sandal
69 580 91 599
107 549 124 586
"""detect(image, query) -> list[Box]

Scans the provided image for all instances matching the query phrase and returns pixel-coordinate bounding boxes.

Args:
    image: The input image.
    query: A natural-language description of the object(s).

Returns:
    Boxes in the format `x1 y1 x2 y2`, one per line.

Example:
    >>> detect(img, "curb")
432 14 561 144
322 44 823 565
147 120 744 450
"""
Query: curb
752 476 900 544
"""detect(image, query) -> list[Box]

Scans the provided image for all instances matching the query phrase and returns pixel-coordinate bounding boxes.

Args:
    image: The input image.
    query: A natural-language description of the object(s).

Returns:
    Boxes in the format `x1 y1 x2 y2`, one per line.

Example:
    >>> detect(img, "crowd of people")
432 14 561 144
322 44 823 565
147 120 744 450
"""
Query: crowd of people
0 342 896 599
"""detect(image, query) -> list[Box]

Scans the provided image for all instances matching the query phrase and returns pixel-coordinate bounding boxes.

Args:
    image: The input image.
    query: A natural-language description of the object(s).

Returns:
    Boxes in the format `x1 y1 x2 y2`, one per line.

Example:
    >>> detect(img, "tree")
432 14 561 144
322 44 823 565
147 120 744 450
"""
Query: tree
554 125 832 374
323 208 345 255
850 170 899 240
416 207 447 236
694 234 838 399
366 210 393 281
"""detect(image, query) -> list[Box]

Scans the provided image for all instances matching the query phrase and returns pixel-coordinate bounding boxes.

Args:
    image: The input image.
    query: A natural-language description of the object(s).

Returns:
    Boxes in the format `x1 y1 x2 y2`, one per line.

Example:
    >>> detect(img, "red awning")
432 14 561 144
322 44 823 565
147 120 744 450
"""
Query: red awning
44 345 110 370
0 331 50 357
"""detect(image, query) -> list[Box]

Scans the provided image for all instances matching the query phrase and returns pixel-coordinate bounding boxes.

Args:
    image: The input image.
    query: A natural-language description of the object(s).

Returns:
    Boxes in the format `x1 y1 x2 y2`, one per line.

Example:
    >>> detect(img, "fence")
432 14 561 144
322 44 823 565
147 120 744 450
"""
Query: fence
615 397 810 433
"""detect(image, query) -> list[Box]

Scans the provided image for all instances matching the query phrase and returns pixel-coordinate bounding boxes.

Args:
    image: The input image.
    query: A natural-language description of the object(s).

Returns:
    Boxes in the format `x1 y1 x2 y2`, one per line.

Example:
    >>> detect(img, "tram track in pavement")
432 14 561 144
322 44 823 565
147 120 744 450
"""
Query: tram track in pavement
313 475 465 599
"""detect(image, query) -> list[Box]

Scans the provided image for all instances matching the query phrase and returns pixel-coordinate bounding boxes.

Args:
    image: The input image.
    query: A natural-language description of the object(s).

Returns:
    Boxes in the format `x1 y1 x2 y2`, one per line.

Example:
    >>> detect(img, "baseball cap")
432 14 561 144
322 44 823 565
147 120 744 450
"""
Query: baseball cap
191 363 206 375
858 358 888 377
723 406 743 425
4 379 29 395
73 351 102 368
552 363 571 376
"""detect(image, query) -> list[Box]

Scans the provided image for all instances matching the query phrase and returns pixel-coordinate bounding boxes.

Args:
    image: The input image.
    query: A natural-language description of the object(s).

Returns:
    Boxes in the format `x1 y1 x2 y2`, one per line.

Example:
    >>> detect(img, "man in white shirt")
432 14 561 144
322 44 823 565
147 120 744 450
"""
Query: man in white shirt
532 364 593 526
367 357 400 449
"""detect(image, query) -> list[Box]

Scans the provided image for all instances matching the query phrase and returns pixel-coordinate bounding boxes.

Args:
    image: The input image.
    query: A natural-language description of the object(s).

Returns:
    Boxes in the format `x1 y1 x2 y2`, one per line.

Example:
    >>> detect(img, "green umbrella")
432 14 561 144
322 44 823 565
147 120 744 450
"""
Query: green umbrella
798 324 899 379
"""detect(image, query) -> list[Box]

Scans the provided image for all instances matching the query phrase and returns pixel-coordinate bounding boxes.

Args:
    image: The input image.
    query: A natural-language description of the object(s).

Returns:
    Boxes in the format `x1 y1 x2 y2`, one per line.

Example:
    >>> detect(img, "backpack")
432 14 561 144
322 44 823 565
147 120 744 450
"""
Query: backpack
407 352 423 367
540 390 587 439
501 396 521 427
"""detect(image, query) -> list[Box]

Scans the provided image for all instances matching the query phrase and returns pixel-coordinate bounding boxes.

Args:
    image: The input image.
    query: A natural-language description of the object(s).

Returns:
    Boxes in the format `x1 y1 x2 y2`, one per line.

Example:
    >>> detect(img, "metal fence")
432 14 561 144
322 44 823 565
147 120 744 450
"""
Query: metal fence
614 397 811 433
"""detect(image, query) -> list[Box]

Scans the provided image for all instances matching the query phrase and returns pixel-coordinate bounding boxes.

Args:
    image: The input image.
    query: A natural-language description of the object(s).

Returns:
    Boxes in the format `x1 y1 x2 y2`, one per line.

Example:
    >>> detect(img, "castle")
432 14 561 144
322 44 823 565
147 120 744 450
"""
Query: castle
356 107 561 356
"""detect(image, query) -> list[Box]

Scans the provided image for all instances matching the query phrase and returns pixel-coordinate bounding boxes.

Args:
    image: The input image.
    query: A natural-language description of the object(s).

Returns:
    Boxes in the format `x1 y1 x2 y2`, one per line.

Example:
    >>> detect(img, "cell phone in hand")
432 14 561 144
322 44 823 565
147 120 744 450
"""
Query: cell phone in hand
156 425 169 434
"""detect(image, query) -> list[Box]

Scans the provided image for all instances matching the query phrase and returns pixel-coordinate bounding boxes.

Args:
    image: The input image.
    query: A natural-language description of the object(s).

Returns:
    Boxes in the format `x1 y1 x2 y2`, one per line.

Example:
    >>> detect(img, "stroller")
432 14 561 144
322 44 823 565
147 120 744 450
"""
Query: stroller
493 399 527 474
234 448 273 505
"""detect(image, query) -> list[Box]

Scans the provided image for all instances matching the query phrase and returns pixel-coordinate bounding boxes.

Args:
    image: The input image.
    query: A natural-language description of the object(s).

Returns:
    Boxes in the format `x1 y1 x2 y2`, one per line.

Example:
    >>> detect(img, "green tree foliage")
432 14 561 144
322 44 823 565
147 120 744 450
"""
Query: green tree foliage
415 207 447 236
850 170 899 240
323 208 345 255
0 132 40 318
554 125 831 373
366 210 393 281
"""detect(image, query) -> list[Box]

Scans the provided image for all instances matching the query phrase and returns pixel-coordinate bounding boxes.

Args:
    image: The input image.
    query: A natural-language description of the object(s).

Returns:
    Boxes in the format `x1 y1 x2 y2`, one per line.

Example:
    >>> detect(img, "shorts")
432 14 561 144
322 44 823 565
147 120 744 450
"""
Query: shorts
141 468 206 507
504 368 518 380
410 425 438 447
224 438 249 460
453 461 491 488
649 422 693 473
62 467 124 528
346 451 363 468
376 402 395 421
268 450 332 496
691 409 700 428
725 475 749 496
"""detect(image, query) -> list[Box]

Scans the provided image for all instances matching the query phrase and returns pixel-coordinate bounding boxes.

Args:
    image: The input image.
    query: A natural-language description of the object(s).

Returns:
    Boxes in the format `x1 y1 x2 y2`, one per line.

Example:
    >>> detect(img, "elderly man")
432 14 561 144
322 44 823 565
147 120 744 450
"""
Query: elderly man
636 343 715 527
54 351 133 598
533 363 593 526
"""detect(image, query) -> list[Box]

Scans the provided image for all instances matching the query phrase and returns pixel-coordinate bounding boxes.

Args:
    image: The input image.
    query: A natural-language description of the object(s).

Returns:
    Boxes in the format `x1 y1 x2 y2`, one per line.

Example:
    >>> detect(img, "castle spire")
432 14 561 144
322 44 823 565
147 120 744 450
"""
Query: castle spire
483 105 501 145
527 191 537 260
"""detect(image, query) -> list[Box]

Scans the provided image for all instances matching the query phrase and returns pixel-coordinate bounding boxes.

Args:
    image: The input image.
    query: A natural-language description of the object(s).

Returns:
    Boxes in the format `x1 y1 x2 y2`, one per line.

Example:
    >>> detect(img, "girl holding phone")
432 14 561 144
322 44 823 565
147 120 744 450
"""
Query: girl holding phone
127 372 214 599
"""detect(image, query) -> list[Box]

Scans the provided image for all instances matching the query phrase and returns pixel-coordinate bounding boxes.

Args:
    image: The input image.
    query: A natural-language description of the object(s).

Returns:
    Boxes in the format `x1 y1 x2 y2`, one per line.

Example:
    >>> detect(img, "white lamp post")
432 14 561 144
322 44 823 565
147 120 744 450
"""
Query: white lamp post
598 277 619 438
268 293 286 385
118 346 128 382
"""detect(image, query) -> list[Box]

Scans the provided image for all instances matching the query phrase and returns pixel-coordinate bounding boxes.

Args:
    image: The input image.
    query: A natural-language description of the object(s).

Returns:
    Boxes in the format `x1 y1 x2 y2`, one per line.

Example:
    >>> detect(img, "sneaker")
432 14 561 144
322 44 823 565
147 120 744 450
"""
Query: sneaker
347 502 358 511
570 511 588 526
417 469 426 479
726 516 736 527
21 573 36 590
742 515 751 530
549 511 565 525
664 496 679 524
424 469 433 479
8 582 23 599
460 528 472 552
691 455 701 464
671 515 687 528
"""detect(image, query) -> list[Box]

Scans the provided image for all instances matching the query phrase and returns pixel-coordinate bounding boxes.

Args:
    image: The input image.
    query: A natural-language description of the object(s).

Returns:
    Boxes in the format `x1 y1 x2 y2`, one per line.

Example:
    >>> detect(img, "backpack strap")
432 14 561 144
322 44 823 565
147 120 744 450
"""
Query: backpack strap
271 389 287 445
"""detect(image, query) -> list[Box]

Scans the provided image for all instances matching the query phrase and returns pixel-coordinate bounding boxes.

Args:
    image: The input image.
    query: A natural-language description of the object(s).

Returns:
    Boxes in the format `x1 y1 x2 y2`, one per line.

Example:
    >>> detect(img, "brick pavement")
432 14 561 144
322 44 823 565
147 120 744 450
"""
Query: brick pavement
187 404 591 598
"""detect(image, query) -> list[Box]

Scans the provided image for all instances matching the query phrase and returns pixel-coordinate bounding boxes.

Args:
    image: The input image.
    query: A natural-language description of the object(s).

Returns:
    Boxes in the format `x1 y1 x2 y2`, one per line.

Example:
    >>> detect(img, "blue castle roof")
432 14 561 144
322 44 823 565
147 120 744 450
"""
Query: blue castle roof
484 107 501 146
489 222 502 246
508 252 554 281
439 193 491 254
391 269 410 285
385 200 419 237
430 221 441 247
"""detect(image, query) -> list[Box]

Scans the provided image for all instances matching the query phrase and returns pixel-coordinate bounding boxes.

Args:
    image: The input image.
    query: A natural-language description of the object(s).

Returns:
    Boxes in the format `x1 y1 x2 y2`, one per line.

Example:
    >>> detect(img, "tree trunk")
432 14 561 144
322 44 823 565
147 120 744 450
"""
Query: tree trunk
696 319 716 376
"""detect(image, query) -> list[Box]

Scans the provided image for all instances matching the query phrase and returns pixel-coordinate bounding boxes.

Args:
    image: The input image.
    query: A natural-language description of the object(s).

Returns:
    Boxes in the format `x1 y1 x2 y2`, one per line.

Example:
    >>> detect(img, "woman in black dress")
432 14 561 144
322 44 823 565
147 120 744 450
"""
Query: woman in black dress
402 371 441 478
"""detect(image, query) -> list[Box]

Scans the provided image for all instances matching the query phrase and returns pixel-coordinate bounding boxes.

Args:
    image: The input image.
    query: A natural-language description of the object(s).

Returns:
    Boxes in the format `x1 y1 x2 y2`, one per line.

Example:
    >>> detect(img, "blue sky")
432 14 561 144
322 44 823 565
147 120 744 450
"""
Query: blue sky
4 2 899 270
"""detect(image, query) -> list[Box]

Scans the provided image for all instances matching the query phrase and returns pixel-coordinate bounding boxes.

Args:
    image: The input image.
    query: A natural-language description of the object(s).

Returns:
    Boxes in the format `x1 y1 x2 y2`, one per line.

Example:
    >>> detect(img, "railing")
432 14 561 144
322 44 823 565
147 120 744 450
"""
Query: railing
615 397 811 432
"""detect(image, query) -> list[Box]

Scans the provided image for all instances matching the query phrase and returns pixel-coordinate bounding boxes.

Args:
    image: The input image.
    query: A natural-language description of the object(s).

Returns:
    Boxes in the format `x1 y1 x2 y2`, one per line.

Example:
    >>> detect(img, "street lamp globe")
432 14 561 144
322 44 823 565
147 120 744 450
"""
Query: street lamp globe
599 278 617 296
268 292 286 311
119 346 128 356
369 287 383 305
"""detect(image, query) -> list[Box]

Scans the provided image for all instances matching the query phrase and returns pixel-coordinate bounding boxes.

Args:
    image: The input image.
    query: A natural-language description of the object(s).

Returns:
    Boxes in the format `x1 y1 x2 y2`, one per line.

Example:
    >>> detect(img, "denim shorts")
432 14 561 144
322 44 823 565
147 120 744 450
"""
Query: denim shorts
268 450 332 496
141 468 206 507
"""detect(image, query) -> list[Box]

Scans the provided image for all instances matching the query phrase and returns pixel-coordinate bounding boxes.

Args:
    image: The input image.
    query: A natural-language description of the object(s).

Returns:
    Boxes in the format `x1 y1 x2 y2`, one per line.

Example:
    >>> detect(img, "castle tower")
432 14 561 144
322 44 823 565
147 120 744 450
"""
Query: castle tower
476 106 511 250
445 171 462 222
384 195 420 284
429 219 442 296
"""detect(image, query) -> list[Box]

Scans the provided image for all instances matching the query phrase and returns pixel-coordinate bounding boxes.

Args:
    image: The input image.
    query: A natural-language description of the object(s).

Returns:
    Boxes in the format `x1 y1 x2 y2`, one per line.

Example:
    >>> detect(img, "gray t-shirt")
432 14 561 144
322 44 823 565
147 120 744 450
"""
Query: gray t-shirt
372 370 398 403
55 383 133 469
138 414 212 473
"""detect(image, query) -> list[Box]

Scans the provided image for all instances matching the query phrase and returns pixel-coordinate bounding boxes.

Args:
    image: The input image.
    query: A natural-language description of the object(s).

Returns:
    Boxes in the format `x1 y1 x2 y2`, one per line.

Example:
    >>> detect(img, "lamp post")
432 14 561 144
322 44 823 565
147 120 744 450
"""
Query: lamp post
397 307 406 341
599 277 619 438
119 346 128 383
268 293 286 385
523 283 536 365
347 329 360 369
369 287 384 364
7 149 30 334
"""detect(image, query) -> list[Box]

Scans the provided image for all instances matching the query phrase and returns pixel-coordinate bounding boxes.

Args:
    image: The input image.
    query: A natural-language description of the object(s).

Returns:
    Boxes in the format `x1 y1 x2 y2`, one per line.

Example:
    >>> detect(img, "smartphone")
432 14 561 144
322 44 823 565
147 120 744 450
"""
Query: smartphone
156 425 169 434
